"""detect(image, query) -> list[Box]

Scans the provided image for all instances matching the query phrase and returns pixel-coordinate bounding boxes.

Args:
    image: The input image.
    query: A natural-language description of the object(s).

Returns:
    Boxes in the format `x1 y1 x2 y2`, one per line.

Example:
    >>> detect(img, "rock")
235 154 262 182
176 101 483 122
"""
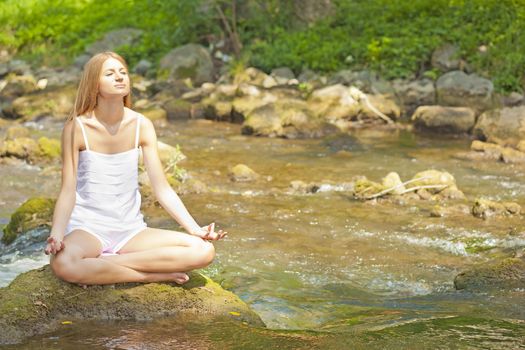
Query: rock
289 180 320 194
133 59 153 76
2 197 55 245
233 67 271 87
408 170 457 194
307 84 360 127
416 188 432 200
411 106 476 133
140 107 168 123
228 164 260 182
393 79 436 114
270 67 295 82
0 74 38 99
0 265 264 345
359 94 400 122
163 98 193 120
473 105 525 147
517 140 525 153
0 137 39 159
2 84 76 120
454 257 525 291
436 71 494 112
472 198 522 219
158 44 214 85
0 59 31 78
242 98 333 138
381 172 405 194
431 43 461 72
354 178 385 199
37 137 61 160
500 91 524 107
470 140 503 160
5 125 30 140
500 147 525 163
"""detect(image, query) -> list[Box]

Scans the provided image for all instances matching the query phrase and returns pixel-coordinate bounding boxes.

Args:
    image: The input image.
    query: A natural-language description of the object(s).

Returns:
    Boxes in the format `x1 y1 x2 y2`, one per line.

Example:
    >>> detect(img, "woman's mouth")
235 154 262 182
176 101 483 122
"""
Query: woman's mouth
115 84 126 88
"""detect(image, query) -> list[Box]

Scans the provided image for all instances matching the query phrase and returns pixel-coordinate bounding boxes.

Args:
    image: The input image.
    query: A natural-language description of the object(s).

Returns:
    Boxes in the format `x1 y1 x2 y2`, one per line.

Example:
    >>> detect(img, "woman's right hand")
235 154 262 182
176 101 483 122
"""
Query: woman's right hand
44 235 65 255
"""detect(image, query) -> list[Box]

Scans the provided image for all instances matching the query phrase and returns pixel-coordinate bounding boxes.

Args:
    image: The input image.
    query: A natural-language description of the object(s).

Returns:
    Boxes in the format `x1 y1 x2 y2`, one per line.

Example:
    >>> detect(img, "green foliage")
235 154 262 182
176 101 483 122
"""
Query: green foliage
1 0 525 92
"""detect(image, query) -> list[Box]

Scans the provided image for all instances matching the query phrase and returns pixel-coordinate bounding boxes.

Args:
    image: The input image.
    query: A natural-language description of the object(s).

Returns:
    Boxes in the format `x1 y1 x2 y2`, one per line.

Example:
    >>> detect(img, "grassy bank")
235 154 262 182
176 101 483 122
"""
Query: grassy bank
1 0 524 92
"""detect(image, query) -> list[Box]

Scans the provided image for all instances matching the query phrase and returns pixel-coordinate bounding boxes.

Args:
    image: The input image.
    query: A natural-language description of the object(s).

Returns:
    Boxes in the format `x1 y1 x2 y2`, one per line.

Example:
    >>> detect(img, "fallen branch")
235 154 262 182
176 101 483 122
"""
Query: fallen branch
362 175 444 199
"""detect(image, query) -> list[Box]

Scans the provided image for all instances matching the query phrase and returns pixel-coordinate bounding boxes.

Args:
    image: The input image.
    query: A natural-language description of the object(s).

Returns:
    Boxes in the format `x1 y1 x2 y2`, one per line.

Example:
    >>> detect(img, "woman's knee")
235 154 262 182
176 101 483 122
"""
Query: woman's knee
50 253 81 283
192 241 215 268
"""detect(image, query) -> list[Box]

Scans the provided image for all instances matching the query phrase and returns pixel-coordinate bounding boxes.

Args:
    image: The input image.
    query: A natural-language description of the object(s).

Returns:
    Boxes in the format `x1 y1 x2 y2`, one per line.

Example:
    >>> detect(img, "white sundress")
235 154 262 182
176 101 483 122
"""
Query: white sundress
64 113 148 256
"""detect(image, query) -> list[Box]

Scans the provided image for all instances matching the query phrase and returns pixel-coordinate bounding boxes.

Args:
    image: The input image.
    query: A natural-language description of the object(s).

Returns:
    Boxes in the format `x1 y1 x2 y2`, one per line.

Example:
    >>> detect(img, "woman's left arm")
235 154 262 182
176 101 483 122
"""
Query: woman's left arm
140 116 221 239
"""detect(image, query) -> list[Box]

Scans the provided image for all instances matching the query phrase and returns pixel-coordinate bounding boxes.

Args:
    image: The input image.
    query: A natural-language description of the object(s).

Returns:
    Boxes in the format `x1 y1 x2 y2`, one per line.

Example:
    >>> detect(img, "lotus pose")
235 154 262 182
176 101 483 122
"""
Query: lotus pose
45 51 226 286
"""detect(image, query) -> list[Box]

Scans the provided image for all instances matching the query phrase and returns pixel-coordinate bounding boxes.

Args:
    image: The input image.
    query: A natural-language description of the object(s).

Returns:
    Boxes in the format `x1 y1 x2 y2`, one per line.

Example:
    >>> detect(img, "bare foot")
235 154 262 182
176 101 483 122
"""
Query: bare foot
146 272 190 285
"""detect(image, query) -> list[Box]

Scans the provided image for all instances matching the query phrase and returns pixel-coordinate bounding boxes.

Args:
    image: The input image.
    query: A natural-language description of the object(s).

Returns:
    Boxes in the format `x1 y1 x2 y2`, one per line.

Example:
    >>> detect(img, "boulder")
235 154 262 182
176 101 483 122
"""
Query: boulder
393 79 436 114
158 44 214 85
0 74 38 99
454 257 525 291
0 265 264 345
228 164 260 182
2 84 76 120
408 170 457 193
0 136 61 163
473 105 525 147
411 105 476 133
4 125 30 140
381 172 405 195
436 71 494 111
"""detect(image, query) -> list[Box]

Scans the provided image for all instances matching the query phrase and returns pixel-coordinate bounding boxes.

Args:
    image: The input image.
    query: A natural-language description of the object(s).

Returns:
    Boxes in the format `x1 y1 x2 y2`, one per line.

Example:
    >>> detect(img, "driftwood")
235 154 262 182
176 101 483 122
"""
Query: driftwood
363 176 449 200
349 87 395 124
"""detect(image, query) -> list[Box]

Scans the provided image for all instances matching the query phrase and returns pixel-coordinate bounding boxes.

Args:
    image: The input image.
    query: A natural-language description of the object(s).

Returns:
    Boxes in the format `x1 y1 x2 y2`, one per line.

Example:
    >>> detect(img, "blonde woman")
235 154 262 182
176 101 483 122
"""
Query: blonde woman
44 51 226 286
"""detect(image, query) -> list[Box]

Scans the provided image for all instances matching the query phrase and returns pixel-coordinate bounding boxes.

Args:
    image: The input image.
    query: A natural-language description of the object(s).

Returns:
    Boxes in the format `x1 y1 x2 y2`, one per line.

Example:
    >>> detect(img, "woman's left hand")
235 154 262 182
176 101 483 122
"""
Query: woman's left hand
194 223 227 241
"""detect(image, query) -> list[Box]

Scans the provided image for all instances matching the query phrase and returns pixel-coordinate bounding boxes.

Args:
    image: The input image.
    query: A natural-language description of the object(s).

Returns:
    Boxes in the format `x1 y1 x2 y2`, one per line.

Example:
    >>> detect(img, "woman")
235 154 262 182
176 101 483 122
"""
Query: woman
44 51 226 286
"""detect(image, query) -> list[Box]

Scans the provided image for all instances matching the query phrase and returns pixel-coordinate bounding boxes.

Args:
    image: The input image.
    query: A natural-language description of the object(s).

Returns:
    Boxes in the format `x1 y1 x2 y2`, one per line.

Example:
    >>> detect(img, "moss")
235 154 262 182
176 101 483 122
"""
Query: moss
0 265 264 345
2 197 55 245
454 257 525 291
354 178 386 199
37 137 61 159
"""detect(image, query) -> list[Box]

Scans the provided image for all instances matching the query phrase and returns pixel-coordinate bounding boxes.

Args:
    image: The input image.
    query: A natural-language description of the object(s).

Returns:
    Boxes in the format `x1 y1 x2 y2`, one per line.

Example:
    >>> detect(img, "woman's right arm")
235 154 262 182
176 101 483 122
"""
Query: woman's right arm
45 119 79 255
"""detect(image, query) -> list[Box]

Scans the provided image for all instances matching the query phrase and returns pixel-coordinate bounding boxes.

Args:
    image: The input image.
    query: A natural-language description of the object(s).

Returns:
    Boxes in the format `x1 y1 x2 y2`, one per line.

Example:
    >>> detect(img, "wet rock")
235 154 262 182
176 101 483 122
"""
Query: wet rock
353 178 386 199
228 164 260 182
472 198 522 219
473 105 525 147
500 147 525 163
517 140 525 153
416 188 432 200
408 170 457 193
454 257 525 291
411 106 475 133
470 140 503 160
158 44 214 85
0 265 264 345
2 197 55 245
436 71 494 112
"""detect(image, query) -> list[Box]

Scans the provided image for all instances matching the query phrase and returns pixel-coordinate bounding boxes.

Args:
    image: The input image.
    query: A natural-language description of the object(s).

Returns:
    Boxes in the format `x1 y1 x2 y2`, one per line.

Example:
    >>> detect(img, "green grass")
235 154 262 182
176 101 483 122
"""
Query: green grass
1 0 524 92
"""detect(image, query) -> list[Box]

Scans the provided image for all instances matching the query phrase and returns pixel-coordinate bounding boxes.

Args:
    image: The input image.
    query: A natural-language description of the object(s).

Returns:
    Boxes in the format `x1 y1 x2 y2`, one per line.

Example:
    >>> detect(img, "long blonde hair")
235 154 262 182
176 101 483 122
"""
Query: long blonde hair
67 51 132 121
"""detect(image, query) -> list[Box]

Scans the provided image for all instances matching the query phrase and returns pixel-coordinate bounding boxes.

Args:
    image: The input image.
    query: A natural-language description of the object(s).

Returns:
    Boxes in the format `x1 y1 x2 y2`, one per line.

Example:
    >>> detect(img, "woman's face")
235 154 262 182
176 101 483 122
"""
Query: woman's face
98 57 130 99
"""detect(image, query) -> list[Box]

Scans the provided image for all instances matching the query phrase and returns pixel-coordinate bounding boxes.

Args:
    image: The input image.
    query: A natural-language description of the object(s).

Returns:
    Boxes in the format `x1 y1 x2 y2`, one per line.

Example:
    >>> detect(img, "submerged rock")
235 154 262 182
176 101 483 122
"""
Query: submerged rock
454 257 525 291
0 265 264 345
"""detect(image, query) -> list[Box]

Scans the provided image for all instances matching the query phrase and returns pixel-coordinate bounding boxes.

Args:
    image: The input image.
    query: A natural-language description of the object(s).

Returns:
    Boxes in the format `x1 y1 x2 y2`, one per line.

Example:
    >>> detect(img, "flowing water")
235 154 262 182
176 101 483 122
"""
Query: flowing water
1 119 524 349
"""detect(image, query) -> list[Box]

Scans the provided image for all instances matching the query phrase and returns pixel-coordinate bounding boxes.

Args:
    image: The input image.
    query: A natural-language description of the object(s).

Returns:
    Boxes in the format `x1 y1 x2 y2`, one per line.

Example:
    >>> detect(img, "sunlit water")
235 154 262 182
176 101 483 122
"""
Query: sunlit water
1 119 524 348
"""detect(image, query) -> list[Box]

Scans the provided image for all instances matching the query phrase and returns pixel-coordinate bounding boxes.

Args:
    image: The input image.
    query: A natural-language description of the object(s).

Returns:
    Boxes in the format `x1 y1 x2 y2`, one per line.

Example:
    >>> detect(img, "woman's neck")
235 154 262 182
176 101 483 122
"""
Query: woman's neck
93 98 125 125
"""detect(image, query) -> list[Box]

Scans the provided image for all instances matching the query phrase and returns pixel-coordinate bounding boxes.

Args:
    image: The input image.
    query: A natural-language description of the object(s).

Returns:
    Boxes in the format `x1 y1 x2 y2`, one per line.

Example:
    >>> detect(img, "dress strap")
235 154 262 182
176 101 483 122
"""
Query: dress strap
134 114 142 149
76 117 90 151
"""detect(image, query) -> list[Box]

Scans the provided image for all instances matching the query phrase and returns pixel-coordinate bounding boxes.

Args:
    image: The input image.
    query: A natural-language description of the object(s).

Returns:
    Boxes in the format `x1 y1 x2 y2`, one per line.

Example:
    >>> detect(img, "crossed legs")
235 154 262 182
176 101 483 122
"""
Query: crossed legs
50 228 215 285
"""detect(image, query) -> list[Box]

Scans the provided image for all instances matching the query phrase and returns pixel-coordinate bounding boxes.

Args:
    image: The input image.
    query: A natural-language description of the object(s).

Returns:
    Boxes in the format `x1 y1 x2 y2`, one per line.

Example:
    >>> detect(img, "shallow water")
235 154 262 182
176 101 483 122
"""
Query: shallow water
1 119 524 348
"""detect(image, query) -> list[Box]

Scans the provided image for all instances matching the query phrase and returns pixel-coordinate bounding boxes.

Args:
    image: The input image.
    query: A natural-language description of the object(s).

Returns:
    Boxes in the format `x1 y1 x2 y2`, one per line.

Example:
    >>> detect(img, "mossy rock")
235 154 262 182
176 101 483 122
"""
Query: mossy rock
0 265 264 345
37 136 61 160
454 257 525 291
2 197 55 245
354 178 386 199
